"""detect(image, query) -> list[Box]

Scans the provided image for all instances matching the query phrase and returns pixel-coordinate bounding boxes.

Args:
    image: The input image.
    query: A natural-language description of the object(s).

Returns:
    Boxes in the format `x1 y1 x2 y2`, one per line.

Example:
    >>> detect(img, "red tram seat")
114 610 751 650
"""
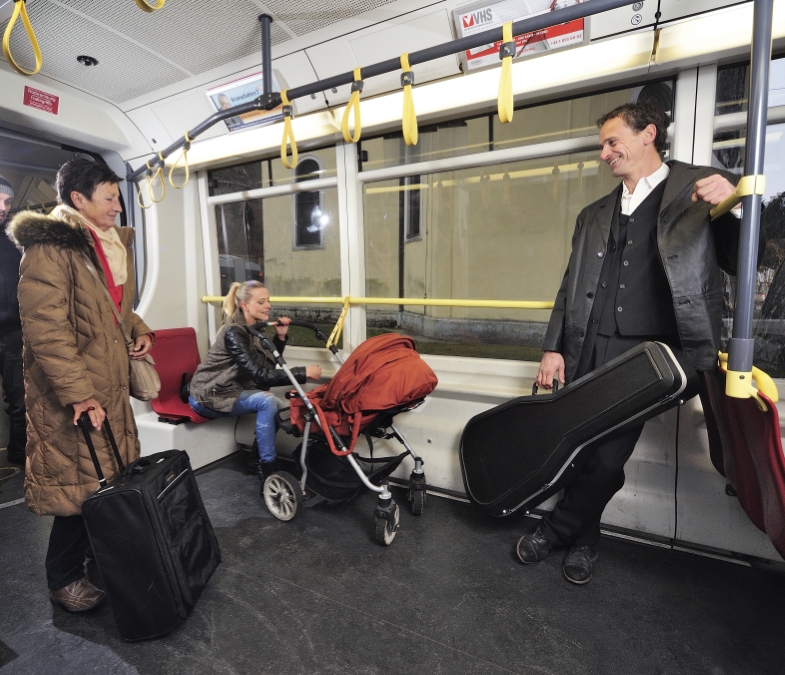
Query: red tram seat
149 327 210 424
700 366 785 558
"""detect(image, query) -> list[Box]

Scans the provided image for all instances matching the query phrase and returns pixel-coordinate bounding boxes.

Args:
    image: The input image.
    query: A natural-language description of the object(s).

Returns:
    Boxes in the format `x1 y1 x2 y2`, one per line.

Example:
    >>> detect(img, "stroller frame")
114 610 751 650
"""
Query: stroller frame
249 322 427 545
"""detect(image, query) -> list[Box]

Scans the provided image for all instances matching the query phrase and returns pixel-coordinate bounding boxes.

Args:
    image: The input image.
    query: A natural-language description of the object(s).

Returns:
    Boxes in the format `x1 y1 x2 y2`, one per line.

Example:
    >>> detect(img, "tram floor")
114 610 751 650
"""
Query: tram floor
1 449 785 675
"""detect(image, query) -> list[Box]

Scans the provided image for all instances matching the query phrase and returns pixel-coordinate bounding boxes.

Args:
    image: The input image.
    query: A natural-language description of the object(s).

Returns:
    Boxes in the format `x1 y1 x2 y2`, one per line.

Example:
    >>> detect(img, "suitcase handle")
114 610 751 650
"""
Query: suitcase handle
77 412 127 489
531 379 560 396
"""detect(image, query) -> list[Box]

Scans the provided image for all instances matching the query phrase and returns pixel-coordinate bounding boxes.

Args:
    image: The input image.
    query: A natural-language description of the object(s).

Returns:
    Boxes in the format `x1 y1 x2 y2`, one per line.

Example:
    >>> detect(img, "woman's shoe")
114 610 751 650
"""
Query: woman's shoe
49 578 106 613
259 460 280 481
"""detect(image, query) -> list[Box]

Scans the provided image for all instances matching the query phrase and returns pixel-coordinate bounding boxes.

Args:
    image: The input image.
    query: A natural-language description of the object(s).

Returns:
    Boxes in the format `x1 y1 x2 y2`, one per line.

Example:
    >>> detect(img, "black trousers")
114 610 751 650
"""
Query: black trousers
45 515 90 591
540 333 650 547
0 326 26 460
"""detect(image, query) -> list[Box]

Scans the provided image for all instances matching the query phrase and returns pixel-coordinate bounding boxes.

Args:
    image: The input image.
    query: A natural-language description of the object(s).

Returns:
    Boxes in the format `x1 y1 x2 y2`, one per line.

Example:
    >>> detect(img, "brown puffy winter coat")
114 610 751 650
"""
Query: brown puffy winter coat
7 210 153 516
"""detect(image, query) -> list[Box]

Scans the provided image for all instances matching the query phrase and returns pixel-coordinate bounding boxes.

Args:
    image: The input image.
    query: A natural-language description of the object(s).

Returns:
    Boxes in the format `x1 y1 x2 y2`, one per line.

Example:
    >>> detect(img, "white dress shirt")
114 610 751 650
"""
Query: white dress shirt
620 163 670 216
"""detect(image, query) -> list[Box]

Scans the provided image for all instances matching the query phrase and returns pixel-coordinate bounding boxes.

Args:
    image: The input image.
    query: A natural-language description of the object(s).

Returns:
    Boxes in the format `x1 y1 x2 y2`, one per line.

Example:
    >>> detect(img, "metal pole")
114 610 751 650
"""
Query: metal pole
126 0 634 182
259 14 273 96
727 0 773 381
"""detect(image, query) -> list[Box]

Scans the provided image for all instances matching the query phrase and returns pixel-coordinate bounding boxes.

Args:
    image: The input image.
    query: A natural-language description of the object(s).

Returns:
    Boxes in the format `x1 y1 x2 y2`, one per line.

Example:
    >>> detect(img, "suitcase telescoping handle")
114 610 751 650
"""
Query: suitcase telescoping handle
77 412 126 489
532 379 560 396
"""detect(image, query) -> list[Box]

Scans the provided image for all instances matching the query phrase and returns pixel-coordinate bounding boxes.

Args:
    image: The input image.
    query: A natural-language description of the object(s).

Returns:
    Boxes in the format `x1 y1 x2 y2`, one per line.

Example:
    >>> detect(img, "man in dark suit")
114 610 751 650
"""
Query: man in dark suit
516 101 763 585
0 175 26 467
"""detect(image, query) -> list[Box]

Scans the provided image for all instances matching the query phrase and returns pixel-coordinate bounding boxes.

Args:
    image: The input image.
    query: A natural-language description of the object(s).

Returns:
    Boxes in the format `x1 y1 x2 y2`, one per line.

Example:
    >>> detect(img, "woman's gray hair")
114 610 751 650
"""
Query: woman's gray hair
222 280 267 318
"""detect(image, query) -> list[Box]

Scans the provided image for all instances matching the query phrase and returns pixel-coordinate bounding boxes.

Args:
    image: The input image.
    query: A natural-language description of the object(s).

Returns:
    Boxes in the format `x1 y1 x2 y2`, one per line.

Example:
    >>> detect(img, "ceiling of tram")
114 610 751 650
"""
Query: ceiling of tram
0 0 414 105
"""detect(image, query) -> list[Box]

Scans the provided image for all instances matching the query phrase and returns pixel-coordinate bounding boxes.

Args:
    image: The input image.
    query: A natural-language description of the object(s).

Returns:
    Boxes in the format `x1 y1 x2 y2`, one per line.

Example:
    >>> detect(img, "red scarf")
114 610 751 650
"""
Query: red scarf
88 229 123 322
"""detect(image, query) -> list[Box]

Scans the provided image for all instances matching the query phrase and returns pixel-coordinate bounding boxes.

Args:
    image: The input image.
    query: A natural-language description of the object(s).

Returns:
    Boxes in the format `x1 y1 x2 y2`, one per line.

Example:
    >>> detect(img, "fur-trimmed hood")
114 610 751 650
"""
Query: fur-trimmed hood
7 207 134 250
7 209 91 251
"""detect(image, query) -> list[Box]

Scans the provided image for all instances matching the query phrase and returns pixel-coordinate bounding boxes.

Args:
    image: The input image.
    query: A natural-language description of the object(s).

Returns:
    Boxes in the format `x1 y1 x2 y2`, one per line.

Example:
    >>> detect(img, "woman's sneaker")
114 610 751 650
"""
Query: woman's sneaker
50 578 106 612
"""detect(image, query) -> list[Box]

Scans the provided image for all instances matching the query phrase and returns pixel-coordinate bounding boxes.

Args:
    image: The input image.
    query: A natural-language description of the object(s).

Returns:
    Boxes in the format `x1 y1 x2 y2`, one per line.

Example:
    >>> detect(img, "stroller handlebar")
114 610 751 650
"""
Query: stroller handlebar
261 320 340 356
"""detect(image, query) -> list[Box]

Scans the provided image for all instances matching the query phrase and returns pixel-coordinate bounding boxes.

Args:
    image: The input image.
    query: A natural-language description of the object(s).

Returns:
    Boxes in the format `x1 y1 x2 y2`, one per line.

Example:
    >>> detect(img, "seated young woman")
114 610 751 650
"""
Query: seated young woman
189 280 321 478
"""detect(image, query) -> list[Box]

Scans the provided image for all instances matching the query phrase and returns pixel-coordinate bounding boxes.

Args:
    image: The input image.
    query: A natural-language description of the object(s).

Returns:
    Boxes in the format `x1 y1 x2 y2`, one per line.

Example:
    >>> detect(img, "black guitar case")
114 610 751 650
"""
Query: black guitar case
459 341 699 516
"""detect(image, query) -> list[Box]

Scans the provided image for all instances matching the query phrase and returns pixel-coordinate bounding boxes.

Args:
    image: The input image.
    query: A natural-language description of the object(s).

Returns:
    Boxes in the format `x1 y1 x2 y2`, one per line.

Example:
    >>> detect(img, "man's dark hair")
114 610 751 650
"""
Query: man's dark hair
56 158 122 208
596 101 671 153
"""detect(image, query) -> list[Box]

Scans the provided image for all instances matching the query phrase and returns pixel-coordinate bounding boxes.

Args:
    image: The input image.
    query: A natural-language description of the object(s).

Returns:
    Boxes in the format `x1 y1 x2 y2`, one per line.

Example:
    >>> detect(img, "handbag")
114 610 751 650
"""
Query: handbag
83 256 161 401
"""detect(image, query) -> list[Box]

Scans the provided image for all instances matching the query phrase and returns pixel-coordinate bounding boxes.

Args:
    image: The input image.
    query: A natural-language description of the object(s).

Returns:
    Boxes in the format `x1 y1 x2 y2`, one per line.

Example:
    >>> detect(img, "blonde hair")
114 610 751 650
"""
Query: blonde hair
223 280 267 319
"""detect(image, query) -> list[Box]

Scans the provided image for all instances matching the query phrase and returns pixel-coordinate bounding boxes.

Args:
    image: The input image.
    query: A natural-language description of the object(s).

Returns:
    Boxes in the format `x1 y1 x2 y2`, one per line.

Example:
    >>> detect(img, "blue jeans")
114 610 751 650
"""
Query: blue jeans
189 391 283 463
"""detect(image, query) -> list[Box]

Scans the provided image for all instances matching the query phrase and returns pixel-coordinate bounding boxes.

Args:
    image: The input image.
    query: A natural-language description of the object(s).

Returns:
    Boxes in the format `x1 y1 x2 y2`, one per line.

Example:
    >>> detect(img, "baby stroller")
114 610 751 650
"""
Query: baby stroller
248 323 438 545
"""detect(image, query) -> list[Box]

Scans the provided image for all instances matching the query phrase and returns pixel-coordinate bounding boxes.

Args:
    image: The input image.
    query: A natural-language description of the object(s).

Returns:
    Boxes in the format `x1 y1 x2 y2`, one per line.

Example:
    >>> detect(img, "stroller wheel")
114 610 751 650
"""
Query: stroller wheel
262 471 302 522
408 471 427 516
374 500 400 546
410 488 425 516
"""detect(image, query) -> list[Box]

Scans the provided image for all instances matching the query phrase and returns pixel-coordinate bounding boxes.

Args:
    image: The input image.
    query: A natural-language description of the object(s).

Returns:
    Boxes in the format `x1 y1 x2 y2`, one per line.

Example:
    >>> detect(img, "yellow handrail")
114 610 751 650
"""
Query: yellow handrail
202 295 553 310
133 0 166 12
280 90 298 169
710 174 766 220
400 53 418 146
147 154 166 204
341 68 363 144
497 22 514 124
168 131 192 189
3 0 42 76
719 352 779 409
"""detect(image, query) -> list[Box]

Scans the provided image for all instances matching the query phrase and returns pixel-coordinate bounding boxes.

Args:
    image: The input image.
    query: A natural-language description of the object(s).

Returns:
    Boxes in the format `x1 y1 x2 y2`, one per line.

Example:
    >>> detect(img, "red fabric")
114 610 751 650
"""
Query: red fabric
87 229 123 319
726 390 785 559
289 333 438 455
149 328 210 423
702 367 785 558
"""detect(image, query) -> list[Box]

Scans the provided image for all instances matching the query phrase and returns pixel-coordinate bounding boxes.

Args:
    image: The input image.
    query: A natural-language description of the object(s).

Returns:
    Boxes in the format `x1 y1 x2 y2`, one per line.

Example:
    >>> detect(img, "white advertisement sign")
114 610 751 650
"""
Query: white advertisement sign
452 0 588 72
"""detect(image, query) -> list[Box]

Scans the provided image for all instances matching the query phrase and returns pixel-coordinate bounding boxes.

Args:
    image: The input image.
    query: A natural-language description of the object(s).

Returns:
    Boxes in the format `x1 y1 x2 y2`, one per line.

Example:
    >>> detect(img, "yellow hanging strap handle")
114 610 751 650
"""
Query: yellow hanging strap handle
326 296 351 351
719 352 779 410
137 163 154 210
497 22 515 124
710 174 766 220
146 155 166 204
341 68 364 143
168 132 192 189
280 90 298 169
133 0 166 12
3 0 43 77
400 54 418 146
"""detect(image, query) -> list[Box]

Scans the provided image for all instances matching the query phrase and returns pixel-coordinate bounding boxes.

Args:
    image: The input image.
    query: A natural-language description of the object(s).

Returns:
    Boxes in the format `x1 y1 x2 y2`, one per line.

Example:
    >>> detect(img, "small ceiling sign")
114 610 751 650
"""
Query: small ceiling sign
23 86 60 115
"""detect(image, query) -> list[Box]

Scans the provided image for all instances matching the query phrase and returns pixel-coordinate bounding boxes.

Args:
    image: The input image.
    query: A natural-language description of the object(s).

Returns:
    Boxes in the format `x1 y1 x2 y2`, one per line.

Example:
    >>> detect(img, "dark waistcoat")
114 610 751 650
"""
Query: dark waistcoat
592 179 678 339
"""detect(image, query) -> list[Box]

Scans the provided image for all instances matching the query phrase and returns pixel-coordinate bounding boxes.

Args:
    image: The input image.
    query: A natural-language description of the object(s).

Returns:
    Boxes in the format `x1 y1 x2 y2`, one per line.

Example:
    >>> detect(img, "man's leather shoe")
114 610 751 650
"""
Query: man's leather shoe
562 545 598 585
49 578 106 613
516 525 554 564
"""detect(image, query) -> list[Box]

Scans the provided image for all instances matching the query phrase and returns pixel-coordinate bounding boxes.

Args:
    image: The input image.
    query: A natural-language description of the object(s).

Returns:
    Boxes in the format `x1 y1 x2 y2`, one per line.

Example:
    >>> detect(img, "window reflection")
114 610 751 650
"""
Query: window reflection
714 57 785 375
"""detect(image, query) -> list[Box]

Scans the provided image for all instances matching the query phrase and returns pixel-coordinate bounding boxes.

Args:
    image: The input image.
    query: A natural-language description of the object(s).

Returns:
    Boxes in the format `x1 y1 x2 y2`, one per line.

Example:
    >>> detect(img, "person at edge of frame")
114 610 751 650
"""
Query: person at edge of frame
516 101 766 585
0 175 26 467
7 158 155 613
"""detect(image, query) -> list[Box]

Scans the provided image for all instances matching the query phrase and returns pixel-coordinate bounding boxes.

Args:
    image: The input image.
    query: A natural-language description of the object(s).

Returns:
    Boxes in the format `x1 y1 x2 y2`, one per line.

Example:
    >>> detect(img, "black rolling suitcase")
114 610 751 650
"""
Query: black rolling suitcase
459 341 699 517
78 414 221 641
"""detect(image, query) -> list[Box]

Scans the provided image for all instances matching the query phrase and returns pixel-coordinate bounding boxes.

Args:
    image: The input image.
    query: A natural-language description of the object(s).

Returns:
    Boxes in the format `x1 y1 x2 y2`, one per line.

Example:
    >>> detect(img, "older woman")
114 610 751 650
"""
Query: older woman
8 158 154 613
189 280 321 478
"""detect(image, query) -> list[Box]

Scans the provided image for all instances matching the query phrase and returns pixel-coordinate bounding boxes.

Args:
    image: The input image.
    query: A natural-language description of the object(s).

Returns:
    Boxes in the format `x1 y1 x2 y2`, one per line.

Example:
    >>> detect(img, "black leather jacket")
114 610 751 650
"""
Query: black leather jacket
189 311 306 412
542 161 766 382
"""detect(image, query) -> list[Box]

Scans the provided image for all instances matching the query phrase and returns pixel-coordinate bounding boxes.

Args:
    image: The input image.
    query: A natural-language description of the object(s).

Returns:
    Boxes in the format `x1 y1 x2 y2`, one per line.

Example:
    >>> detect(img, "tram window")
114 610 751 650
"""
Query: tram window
713 56 785 376
293 157 325 249
208 146 336 196
363 148 630 360
361 81 675 360
358 81 674 172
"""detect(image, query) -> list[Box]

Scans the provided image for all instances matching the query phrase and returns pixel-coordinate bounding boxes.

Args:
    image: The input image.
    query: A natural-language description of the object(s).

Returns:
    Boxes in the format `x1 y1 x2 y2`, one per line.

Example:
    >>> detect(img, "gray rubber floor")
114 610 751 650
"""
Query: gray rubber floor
1 448 785 675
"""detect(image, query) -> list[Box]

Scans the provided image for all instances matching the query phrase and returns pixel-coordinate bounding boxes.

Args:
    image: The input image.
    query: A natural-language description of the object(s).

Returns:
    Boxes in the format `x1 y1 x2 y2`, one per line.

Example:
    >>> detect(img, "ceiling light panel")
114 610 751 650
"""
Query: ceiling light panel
262 0 400 37
55 0 291 76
